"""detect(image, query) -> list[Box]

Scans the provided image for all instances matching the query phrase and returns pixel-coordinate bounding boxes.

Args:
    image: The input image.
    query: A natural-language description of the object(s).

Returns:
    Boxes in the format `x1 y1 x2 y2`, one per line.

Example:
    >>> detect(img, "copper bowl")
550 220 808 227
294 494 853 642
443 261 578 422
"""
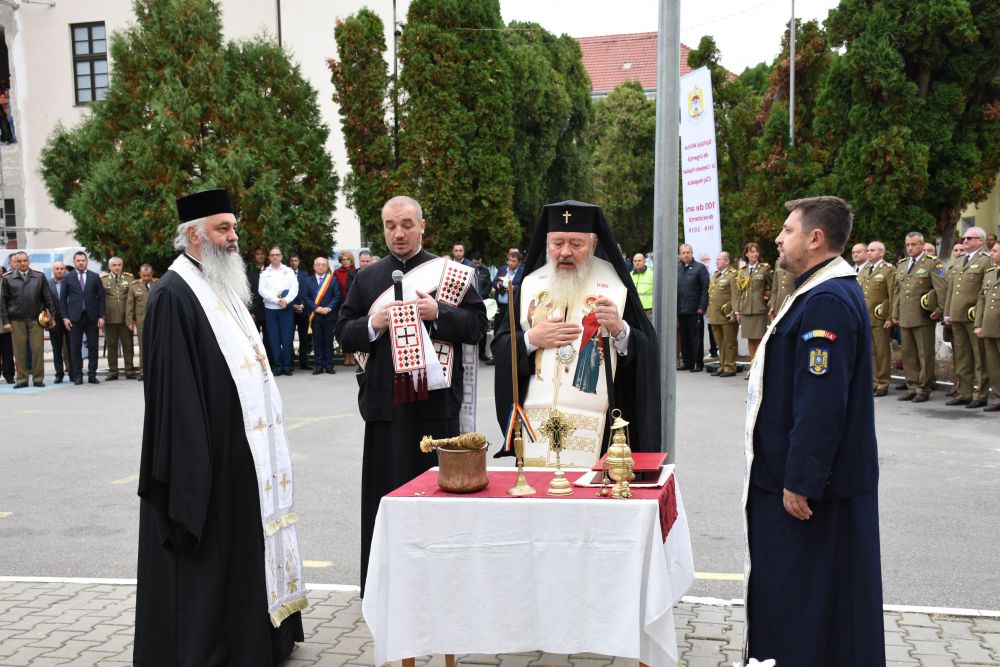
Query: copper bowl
437 444 489 493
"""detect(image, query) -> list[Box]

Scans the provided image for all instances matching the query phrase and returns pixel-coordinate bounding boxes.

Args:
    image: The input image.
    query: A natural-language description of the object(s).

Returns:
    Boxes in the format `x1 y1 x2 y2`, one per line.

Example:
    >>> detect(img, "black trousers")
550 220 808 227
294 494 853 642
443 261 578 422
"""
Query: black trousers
69 311 100 379
50 322 70 378
678 313 704 368
707 324 718 356
0 332 13 381
294 310 311 368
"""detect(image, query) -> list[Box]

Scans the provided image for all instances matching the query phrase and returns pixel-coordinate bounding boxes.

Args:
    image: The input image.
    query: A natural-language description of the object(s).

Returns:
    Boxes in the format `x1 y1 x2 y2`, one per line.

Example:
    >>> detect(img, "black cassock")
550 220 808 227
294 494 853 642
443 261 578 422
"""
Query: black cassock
492 282 662 456
134 269 302 666
334 250 487 593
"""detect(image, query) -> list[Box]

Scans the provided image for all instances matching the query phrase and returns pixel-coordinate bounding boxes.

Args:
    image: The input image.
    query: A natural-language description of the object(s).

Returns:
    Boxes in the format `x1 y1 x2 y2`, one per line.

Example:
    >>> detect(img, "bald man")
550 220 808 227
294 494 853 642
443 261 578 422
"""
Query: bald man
851 243 868 273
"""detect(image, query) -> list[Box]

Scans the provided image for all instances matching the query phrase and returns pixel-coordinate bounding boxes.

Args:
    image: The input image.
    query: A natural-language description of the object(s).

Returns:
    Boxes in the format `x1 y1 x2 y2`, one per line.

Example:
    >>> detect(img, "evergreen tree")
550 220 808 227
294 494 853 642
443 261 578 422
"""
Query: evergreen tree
39 0 338 271
543 34 594 214
588 81 656 254
396 0 519 257
329 9 394 251
819 0 1000 256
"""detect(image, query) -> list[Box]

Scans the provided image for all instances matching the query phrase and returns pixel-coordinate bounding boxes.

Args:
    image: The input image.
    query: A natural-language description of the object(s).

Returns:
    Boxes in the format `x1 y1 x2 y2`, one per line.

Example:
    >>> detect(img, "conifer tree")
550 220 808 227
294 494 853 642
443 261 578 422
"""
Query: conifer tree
40 0 338 271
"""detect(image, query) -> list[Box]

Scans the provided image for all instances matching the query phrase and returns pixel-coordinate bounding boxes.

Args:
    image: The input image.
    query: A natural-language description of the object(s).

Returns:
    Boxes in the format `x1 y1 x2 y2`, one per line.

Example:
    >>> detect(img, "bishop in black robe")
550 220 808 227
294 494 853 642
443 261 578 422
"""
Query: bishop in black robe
134 263 302 665
335 249 487 594
493 201 662 456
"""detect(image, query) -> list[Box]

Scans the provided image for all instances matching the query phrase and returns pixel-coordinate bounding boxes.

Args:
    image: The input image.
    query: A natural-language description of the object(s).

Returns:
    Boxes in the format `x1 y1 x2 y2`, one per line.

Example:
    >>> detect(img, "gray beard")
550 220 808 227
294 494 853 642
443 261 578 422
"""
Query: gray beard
546 254 594 312
200 237 252 308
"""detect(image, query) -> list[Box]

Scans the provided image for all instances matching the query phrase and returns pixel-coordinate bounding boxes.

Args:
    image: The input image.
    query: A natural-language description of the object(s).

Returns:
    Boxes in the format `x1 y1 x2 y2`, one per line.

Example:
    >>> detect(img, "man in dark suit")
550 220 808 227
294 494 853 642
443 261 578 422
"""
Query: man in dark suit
289 253 312 370
744 196 883 666
48 261 72 383
60 250 106 384
302 256 342 374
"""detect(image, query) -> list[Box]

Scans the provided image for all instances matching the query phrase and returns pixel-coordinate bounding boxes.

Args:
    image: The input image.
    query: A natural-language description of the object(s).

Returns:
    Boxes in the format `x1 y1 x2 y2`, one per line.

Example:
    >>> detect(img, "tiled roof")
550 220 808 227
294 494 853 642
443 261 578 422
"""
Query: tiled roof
576 32 692 94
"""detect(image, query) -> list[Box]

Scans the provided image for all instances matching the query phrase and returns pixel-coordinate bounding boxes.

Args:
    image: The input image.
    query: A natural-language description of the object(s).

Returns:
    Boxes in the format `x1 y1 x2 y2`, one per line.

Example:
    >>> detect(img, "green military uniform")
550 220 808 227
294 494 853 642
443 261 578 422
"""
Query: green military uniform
893 253 947 399
974 265 1000 410
858 260 896 393
125 277 157 380
769 266 796 319
101 271 136 379
944 249 994 403
735 262 773 339
942 257 965 344
707 266 739 375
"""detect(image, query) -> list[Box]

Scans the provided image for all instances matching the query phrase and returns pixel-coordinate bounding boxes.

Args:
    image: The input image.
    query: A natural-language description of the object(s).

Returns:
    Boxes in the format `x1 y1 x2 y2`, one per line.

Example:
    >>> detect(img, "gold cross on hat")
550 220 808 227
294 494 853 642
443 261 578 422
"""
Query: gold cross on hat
562 210 572 224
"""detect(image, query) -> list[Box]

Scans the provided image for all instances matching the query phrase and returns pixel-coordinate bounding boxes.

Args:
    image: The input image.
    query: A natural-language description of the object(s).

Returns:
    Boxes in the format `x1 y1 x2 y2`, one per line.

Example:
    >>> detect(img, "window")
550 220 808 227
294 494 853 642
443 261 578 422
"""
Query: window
71 22 108 104
2 199 15 245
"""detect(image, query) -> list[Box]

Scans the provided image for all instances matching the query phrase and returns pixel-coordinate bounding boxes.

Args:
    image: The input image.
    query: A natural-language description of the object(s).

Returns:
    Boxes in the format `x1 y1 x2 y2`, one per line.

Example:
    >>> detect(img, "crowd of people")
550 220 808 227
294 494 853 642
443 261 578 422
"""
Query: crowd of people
659 229 1000 412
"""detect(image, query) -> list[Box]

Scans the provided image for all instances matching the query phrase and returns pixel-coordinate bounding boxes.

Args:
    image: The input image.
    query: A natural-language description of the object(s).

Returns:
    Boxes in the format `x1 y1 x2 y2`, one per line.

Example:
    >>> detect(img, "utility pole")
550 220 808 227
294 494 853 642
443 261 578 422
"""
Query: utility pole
653 0 680 461
789 0 796 147
392 0 401 169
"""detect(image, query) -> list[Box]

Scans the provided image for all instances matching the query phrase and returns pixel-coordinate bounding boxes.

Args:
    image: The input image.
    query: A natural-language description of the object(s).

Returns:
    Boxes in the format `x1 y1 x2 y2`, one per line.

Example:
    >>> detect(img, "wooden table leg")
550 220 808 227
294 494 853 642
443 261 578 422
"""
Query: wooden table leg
402 659 415 667
445 655 456 667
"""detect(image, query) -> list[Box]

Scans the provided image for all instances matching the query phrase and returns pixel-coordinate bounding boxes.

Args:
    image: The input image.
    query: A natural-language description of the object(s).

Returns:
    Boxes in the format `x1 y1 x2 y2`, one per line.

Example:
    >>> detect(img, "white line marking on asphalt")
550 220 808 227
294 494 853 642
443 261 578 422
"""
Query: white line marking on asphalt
0 512 12 518
110 474 140 485
284 414 354 431
695 572 743 581
1 577 995 617
303 560 333 568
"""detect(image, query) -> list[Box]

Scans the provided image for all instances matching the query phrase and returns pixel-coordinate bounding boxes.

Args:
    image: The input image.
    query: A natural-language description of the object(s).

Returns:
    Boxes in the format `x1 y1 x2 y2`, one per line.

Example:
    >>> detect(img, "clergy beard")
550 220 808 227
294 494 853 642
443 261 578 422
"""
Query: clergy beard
200 236 252 307
546 254 594 312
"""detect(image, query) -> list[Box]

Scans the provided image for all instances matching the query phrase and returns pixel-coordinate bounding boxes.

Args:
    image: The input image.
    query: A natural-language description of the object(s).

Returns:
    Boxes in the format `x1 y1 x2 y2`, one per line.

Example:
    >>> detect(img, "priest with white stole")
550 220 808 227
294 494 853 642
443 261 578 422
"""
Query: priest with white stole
134 189 306 665
493 200 661 467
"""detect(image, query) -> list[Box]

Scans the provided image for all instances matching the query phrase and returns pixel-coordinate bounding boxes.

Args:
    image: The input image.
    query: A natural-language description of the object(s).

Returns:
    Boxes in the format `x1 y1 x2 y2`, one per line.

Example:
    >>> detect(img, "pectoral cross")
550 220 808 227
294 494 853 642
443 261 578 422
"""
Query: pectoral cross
254 346 269 374
539 409 575 453
562 210 572 225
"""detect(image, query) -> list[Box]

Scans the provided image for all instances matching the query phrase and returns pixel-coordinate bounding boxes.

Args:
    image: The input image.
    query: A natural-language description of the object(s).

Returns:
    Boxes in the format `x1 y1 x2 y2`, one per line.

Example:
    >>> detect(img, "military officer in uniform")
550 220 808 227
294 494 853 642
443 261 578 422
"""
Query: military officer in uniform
735 242 773 364
858 241 896 396
944 227 994 408
707 251 739 377
769 265 796 320
942 242 966 394
101 257 136 380
973 240 1000 412
126 264 157 381
891 232 947 402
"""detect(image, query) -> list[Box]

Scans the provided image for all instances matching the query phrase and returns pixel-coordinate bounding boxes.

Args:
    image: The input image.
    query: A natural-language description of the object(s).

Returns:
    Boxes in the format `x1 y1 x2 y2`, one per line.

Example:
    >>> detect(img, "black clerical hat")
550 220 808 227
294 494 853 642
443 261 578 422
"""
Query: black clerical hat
543 200 598 234
176 188 235 223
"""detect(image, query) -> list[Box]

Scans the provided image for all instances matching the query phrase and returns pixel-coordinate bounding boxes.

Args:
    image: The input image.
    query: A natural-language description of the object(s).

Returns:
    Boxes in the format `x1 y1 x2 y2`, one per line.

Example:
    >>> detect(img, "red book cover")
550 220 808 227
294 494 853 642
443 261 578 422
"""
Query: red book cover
592 451 667 473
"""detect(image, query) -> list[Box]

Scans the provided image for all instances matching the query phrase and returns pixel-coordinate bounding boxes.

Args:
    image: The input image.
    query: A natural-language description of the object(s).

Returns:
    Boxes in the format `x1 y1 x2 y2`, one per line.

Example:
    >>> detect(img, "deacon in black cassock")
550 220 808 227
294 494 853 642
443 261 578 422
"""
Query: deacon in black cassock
492 201 661 460
135 189 304 666
744 196 883 665
335 195 487 594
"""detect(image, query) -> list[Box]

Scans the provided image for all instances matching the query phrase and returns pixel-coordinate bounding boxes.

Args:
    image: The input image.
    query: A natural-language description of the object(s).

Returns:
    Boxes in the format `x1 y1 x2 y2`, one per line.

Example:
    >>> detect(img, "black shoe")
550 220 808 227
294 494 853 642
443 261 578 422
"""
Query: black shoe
911 394 929 403
984 403 1000 412
710 370 721 376
312 368 324 375
300 365 313 371
873 388 888 397
895 382 908 390
54 376 64 384
74 378 83 385
125 374 136 380
945 398 970 406
690 366 703 372
13 383 28 389
106 376 119 381
966 400 987 409
677 365 693 371
326 367 336 374
718 371 736 377
4 379 14 385
897 392 916 401
88 376 100 384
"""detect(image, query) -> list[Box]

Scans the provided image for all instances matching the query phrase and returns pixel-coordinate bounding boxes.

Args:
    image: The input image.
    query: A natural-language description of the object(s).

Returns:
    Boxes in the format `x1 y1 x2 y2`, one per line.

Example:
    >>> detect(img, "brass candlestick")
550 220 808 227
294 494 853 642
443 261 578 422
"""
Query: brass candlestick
605 409 634 499
540 408 575 496
507 429 536 496
504 272 537 497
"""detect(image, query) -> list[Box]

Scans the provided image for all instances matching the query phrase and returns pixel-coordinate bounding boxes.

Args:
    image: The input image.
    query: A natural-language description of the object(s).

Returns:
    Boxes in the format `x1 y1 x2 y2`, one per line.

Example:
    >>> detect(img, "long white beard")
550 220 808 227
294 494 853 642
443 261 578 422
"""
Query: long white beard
546 254 593 312
200 237 252 308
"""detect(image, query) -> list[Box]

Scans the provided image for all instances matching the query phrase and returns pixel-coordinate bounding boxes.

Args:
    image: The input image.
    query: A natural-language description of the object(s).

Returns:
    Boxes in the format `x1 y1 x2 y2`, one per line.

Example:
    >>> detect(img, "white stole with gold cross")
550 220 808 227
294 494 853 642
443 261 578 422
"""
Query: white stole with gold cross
740 256 854 657
169 255 307 628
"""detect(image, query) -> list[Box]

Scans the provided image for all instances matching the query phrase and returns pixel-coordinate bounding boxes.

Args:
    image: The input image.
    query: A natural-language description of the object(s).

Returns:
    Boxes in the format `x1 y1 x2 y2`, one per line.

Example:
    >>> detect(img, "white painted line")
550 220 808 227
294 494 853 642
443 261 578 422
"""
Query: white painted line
305 583 361 592
682 595 744 607
0 512 12 518
695 571 743 581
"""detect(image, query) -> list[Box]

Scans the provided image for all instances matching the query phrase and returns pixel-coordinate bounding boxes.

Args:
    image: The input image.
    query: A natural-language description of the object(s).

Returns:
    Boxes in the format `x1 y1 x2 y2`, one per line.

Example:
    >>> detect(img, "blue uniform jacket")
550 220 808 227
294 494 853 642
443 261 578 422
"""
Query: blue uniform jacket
751 270 879 500
301 273 342 320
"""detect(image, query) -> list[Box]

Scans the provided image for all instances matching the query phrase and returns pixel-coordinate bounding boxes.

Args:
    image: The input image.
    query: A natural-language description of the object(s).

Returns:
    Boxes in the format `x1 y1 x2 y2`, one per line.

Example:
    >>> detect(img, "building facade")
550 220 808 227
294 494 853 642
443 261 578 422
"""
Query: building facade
0 0 408 252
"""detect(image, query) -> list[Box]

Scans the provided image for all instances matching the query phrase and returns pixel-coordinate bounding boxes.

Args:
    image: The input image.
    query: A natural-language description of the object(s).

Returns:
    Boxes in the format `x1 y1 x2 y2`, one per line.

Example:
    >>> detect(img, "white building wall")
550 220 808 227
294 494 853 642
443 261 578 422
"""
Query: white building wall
3 0 406 253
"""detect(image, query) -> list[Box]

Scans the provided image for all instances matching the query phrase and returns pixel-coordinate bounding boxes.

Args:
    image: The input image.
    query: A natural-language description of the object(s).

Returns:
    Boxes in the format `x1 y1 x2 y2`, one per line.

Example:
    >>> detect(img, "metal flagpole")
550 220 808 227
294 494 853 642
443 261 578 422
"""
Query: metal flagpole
653 0 680 461
789 0 796 147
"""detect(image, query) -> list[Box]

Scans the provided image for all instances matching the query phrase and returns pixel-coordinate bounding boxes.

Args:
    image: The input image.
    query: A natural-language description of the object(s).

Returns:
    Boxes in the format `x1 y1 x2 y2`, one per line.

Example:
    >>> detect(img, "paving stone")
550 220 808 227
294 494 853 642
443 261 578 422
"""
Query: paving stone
528 652 573 666
688 621 731 641
1 645 66 665
885 632 911 646
38 639 103 660
937 620 979 642
14 621 74 641
25 628 87 648
683 657 725 667
59 650 122 667
900 613 942 628
978 633 1000 655
497 656 542 667
461 653 503 665
885 644 918 663
324 635 372 655
567 658 612 667
974 619 1000 634
908 640 956 657
905 626 943 642
946 639 995 663
684 638 726 658
909 654 957 667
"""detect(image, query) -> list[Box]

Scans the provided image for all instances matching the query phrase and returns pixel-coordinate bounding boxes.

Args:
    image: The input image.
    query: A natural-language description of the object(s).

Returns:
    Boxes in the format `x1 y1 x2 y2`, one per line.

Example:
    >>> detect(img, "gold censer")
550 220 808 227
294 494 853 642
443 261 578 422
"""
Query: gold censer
605 409 634 499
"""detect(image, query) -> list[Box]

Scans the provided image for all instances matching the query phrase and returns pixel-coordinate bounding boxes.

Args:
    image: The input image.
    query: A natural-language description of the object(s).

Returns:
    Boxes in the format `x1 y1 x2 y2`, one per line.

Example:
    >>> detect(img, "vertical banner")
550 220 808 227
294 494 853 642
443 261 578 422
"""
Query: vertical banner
679 66 723 268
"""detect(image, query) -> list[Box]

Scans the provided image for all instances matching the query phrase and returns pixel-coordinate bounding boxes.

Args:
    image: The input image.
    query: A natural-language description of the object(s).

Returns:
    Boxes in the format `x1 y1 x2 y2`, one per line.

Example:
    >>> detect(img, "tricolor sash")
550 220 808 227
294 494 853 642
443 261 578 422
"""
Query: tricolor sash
356 257 479 432
169 255 307 628
307 272 334 334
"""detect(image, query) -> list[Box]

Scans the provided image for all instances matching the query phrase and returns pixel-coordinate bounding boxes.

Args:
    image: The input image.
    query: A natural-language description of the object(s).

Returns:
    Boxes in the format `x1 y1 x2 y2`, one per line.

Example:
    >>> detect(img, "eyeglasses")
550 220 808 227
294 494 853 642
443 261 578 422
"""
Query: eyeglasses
960 236 983 241
269 253 282 257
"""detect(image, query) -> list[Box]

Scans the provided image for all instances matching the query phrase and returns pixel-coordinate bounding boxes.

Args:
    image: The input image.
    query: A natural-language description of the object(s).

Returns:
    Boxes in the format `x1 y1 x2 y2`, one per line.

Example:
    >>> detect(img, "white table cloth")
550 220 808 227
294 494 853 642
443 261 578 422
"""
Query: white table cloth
362 468 695 666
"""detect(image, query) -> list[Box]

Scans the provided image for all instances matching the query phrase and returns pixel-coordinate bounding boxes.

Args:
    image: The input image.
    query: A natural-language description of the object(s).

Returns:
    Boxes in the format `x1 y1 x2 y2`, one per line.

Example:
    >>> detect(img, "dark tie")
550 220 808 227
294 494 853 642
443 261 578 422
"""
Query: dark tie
907 258 915 273
964 253 971 266
79 272 86 310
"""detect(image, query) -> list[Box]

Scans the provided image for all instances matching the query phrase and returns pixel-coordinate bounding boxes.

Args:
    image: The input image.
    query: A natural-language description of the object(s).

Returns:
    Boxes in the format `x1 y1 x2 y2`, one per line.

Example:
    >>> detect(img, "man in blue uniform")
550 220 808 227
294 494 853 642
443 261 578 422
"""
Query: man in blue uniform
743 196 884 665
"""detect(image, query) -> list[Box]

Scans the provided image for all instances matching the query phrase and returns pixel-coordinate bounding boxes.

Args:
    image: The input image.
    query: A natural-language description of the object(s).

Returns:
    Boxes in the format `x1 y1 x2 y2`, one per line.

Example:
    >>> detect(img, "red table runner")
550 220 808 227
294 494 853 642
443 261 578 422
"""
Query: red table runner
388 469 678 541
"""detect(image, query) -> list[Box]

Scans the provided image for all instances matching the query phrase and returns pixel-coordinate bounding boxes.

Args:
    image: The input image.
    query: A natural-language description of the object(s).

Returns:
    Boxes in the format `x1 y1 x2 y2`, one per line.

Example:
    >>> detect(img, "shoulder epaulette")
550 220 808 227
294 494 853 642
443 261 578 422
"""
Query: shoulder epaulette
897 258 907 264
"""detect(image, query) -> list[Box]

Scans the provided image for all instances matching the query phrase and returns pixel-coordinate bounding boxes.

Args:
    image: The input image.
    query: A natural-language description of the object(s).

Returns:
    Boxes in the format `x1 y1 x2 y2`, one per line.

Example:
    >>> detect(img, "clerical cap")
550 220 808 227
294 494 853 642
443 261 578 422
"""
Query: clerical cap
544 200 597 234
176 188 235 223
